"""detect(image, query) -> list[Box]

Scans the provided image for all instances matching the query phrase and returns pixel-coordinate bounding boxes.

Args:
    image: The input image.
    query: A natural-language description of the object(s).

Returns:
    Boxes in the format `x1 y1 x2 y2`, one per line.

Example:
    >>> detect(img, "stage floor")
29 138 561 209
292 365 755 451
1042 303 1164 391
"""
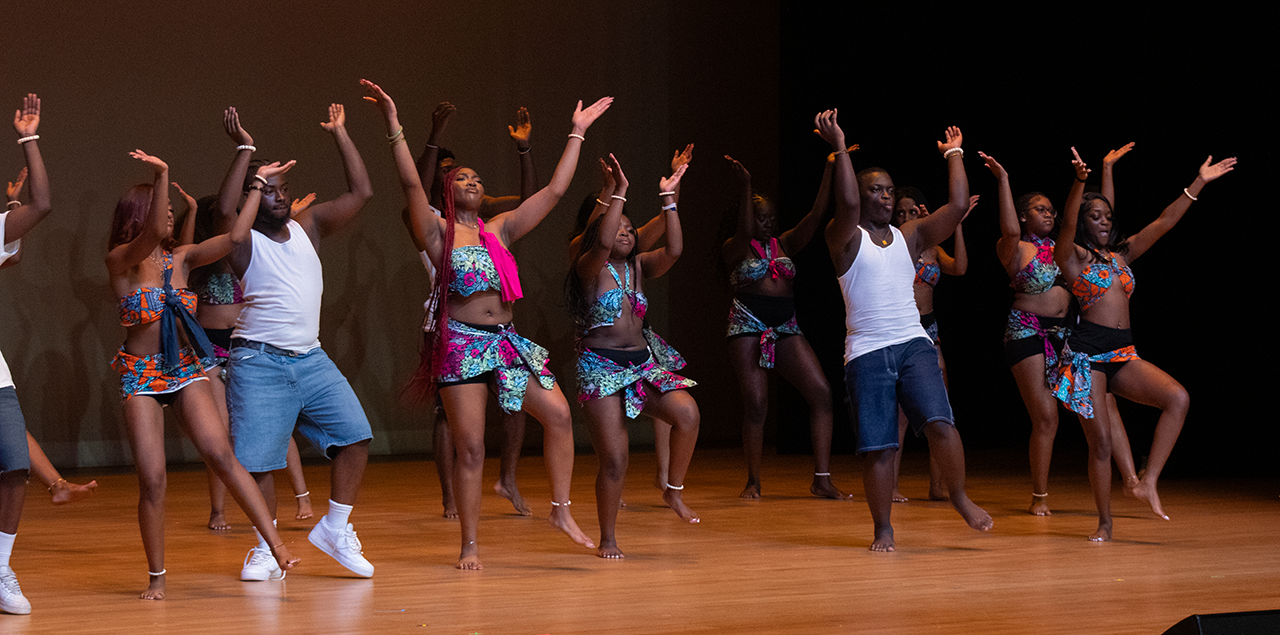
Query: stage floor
5 449 1278 634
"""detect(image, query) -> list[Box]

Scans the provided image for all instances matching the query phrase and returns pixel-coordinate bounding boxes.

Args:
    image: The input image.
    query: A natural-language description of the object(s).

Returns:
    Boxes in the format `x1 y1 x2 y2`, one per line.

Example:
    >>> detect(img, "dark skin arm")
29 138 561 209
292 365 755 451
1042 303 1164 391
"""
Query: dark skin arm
933 195 976 276
1100 141 1134 210
720 155 757 266
1054 147 1092 280
105 152 170 276
5 94 51 241
574 154 630 285
216 107 255 235
294 103 374 243
1124 155 1236 263
638 165 687 278
983 151 1024 277
818 110 860 273
778 148 845 257
635 144 692 253
477 107 538 217
364 81 441 263
417 102 455 209
174 182 197 246
901 126 969 261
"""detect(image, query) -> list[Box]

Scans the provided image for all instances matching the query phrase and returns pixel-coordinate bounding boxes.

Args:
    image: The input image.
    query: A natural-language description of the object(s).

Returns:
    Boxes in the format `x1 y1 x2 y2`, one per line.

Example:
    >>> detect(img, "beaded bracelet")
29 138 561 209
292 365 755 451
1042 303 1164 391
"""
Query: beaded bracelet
610 195 626 203
568 133 585 142
236 144 256 152
943 148 964 159
16 135 39 145
1182 188 1197 201
659 191 676 197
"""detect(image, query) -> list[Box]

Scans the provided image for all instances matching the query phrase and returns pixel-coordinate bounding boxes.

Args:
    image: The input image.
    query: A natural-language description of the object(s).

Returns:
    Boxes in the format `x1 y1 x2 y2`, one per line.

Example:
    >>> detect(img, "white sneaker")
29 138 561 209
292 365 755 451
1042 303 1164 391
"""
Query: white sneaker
0 566 31 615
308 517 374 578
240 546 284 581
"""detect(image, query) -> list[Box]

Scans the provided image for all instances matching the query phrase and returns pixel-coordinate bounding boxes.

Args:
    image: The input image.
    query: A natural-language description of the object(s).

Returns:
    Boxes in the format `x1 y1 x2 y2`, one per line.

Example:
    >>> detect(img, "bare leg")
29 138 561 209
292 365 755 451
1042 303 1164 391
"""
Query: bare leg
773 336 849 500
204 369 230 529
492 410 531 516
644 387 700 523
1010 354 1058 515
24 431 96 504
583 396 629 558
728 336 767 499
1077 370 1114 541
284 436 312 519
122 396 168 600
440 384 488 570
892 411 909 503
652 417 670 494
432 405 457 519
926 345 950 501
1109 360 1187 521
864 448 897 552
921 421 993 533
520 382 595 547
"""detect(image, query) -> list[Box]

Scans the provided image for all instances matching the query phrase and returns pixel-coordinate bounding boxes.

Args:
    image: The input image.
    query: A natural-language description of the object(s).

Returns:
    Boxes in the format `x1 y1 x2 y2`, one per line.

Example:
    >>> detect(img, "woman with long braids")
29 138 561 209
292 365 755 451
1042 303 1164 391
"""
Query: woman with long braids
721 152 848 500
107 150 298 598
1053 146 1235 531
569 154 699 558
362 79 609 570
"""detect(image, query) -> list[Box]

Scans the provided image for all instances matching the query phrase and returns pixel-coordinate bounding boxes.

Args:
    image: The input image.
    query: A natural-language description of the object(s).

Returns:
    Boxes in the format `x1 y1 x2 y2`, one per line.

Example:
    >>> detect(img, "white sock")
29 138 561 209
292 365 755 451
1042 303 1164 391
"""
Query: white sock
253 519 277 550
324 500 353 531
0 531 14 568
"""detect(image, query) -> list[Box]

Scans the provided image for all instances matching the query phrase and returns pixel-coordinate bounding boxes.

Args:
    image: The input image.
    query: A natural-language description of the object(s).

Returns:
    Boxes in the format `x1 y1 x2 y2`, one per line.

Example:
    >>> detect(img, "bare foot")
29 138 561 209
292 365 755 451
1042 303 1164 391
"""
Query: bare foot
1088 519 1113 542
739 481 761 499
456 543 483 570
270 544 300 573
493 479 532 516
891 490 908 503
596 540 625 559
294 493 313 520
928 485 950 502
442 506 458 519
953 496 993 532
49 479 97 505
140 573 165 600
811 475 853 500
1128 479 1169 520
619 499 626 509
548 504 596 548
1029 493 1051 516
870 527 895 552
208 510 231 531
662 488 700 523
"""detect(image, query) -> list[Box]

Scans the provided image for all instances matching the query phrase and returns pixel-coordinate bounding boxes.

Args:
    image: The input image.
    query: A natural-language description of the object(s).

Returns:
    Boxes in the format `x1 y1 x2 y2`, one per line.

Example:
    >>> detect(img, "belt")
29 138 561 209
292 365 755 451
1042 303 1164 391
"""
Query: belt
231 338 304 357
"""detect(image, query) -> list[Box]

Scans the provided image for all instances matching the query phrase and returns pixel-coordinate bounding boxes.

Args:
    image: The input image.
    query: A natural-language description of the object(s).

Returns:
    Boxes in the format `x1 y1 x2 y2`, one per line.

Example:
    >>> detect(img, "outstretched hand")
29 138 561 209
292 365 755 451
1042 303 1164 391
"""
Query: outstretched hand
813 109 845 149
171 181 197 213
724 155 751 184
1103 142 1135 167
671 143 694 172
1071 147 1090 181
828 144 858 163
431 102 457 136
292 192 317 217
13 93 39 137
978 151 1006 179
7 167 27 202
659 163 688 194
255 160 297 180
129 150 168 174
606 153 627 191
320 103 346 132
962 194 979 221
598 157 616 189
571 97 614 133
360 79 398 121
508 107 532 149
937 126 963 154
1198 155 1237 183
224 107 253 146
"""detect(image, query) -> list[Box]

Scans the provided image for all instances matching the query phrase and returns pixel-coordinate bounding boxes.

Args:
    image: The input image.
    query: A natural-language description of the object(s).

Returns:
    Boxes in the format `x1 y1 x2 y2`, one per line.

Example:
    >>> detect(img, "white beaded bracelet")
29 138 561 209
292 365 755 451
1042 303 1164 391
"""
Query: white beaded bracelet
6 200 19 209
16 135 39 145
236 144 256 152
567 133 585 142
659 191 676 197
610 195 627 203
1182 188 1197 201
253 174 269 185
148 569 166 576
943 148 964 159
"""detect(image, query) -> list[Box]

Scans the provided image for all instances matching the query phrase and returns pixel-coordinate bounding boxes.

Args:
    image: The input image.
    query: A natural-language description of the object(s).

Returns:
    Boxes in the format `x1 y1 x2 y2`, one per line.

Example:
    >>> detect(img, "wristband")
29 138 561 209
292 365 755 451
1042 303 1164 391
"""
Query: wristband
568 133 585 142
236 144 256 152
517 146 531 155
595 198 607 206
1182 188 1197 201
659 191 676 197
943 148 964 159
248 184 264 192
6 200 19 209
388 129 405 146
16 135 39 145
253 174 269 186
834 148 848 155
662 203 677 211
1075 175 1088 183
386 127 403 140
610 195 626 203
424 142 439 149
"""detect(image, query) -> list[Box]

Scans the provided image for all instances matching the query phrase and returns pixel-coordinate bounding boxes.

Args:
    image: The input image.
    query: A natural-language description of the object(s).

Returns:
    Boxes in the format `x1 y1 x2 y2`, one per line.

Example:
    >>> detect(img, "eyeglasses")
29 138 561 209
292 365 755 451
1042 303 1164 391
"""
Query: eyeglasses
1027 205 1056 218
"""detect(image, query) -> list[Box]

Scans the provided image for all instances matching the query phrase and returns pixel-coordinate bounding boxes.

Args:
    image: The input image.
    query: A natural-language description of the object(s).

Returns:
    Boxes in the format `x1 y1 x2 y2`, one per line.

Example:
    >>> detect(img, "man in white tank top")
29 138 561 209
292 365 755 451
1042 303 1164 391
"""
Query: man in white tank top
817 111 991 552
215 104 378 579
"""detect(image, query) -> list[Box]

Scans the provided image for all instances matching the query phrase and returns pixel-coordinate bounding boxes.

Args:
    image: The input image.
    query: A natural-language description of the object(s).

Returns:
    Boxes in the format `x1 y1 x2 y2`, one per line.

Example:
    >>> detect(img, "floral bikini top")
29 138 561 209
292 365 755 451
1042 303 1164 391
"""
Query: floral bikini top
1071 252 1134 311
586 261 647 331
119 252 199 326
730 238 795 287
1011 235 1060 295
195 272 244 306
447 219 523 301
914 260 940 289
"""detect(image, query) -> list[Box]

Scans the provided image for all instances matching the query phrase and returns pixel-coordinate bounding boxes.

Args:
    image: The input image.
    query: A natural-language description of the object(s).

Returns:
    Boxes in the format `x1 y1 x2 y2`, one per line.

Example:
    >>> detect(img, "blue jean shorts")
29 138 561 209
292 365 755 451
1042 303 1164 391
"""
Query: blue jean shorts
0 386 31 473
226 343 372 472
844 337 954 454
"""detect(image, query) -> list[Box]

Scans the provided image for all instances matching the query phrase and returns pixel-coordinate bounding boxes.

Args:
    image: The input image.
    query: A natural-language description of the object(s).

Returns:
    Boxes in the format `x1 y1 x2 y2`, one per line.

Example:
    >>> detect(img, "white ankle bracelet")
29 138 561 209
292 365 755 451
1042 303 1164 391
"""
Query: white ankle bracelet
148 569 166 577
666 483 684 491
550 500 571 506
295 490 310 498
814 472 831 477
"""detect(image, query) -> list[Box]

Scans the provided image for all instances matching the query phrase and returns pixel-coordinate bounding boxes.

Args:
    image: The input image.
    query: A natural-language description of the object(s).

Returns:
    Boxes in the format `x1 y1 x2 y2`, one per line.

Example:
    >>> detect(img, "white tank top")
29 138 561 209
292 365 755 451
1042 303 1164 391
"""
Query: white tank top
234 220 323 353
837 225 928 363
0 212 21 388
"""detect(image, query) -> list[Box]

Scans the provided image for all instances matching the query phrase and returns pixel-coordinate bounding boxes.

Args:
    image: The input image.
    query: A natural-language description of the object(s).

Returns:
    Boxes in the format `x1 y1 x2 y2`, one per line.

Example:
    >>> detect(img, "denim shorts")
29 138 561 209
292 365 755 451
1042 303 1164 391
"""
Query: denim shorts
844 337 954 454
226 343 372 472
0 386 31 473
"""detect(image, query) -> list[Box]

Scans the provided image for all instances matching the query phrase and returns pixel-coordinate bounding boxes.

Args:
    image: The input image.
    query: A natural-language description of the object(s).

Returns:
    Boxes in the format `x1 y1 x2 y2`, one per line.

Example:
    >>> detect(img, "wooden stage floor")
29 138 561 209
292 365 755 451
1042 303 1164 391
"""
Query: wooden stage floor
5 449 1278 634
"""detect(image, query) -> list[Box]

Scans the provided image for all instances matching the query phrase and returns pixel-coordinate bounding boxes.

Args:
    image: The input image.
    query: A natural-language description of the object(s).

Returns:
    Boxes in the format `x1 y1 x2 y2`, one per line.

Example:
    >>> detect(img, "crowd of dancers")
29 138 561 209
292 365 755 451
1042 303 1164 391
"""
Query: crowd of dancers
0 87 1235 613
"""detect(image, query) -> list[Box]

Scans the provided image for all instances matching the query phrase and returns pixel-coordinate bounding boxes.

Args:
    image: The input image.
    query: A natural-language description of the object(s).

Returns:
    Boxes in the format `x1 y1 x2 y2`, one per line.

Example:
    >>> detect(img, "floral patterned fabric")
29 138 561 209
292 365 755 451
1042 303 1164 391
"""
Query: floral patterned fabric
1050 342 1140 418
725 297 802 368
111 346 212 401
1070 253 1134 311
1011 235 1059 295
730 238 795 287
448 245 502 297
436 319 555 413
576 339 696 419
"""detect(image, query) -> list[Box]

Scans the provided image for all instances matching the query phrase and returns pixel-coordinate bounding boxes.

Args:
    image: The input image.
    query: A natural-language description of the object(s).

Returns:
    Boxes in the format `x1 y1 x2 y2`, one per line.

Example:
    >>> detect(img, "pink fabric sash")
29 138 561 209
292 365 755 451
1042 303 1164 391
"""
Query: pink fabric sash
751 238 787 279
477 219 523 302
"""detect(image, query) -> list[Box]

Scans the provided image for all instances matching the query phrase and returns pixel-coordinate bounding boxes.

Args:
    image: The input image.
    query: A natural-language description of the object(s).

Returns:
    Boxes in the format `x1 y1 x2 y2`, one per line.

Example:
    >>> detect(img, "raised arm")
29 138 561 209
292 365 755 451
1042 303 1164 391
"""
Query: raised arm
639 163 688 279
634 144 693 252
568 158 618 260
819 110 860 267
574 153 629 282
479 107 538 216
983 152 1023 271
936 195 976 275
1124 155 1236 262
363 80 444 262
216 107 256 234
1055 147 1092 274
106 151 170 275
910 126 970 255
778 145 850 256
720 155 756 265
1101 141 1134 210
416 102 455 207
5 94 51 241
493 96 613 244
181 162 284 269
295 103 374 239
173 182 198 246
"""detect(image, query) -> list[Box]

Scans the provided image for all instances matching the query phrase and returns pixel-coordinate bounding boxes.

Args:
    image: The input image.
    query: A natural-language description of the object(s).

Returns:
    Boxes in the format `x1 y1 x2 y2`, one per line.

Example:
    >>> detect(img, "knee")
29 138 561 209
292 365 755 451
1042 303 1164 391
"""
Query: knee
538 402 573 435
1029 407 1059 434
741 392 767 424
201 445 239 474
1165 385 1190 415
454 440 485 471
138 470 167 502
598 450 629 482
672 399 700 434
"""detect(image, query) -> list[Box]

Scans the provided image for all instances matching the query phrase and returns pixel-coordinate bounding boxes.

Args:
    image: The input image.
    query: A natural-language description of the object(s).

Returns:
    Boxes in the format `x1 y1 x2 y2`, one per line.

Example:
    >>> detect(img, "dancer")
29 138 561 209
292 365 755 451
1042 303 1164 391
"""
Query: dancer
215 103 375 579
177 189 313 529
888 189 975 503
721 152 848 500
1053 146 1235 525
819 111 991 552
363 79 608 570
108 149 298 599
569 154 700 558
0 94 51 615
409 101 535 518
